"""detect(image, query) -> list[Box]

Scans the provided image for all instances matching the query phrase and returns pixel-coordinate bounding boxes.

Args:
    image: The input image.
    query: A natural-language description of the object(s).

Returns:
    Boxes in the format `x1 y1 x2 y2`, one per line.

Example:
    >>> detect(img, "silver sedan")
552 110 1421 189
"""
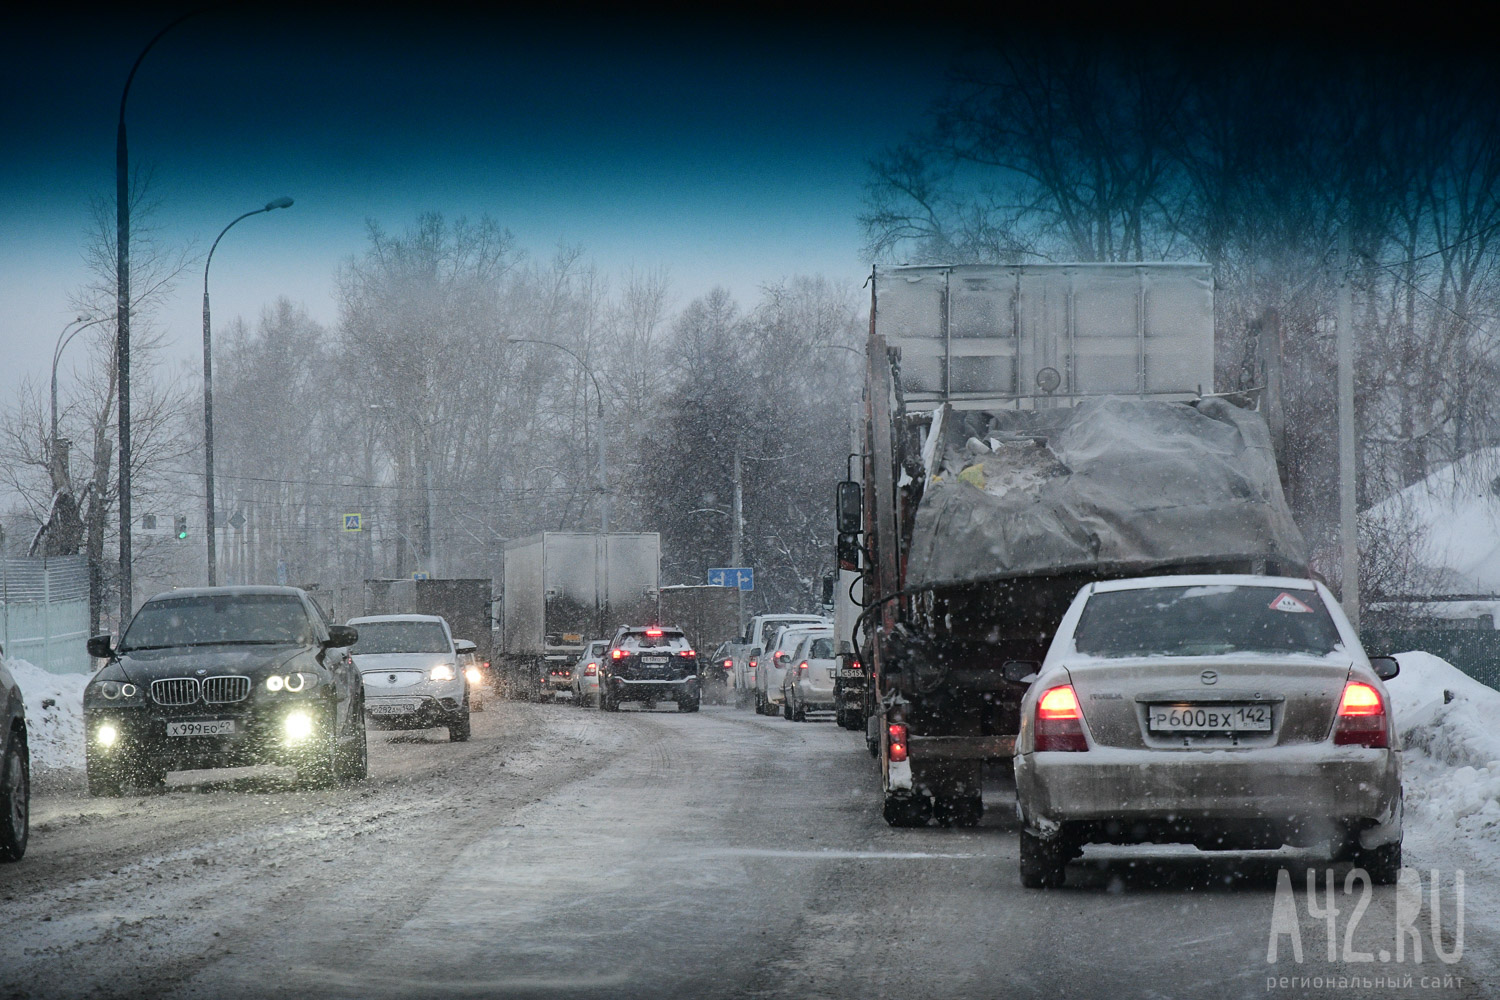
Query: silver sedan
1011 574 1402 888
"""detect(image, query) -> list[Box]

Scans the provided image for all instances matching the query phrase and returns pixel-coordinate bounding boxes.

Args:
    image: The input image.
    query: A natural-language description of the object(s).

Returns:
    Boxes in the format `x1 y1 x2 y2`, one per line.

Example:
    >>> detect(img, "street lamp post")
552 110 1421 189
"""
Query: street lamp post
116 11 200 623
202 197 294 585
51 316 107 457
507 337 609 533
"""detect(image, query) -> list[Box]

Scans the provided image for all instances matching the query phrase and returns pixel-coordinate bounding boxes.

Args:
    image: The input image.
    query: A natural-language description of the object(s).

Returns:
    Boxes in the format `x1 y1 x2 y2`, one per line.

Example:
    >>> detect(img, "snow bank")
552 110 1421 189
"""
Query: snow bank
5 657 88 772
1388 651 1500 850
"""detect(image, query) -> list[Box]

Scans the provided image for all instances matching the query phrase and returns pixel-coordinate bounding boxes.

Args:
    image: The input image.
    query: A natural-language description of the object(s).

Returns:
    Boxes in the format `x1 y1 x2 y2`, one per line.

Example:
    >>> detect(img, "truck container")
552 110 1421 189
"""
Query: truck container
500 532 660 699
847 263 1308 826
361 577 494 668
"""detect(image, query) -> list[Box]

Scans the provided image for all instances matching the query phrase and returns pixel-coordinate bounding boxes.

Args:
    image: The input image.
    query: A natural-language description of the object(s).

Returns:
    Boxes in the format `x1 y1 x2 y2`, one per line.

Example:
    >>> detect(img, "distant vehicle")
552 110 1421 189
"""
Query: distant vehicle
726 614 827 710
782 631 838 722
348 613 471 742
1011 575 1404 889
757 622 829 716
659 585 741 704
599 626 700 712
500 532 660 700
1 644 29 862
570 640 609 707
83 586 367 794
544 655 575 698
454 639 484 712
363 577 495 689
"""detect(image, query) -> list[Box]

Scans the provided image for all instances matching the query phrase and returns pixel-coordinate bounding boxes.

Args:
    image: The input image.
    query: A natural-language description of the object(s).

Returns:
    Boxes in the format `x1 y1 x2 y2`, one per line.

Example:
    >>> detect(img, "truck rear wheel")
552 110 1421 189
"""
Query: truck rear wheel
882 794 932 827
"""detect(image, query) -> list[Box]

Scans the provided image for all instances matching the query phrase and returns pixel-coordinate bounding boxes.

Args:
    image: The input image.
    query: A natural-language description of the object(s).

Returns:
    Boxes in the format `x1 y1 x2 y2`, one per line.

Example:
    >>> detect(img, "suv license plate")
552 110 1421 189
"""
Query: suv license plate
371 702 417 716
1148 704 1271 732
643 657 668 664
167 719 237 737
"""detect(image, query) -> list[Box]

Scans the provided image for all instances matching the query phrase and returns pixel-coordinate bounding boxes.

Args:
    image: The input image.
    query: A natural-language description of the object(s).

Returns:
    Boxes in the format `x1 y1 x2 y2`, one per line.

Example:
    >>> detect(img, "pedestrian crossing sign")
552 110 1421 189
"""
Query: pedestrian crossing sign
343 513 362 532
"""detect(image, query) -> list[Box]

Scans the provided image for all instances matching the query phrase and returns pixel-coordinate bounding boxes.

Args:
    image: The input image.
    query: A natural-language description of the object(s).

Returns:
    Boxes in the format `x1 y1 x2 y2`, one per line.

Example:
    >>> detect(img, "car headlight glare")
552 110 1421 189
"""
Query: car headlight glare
122 683 138 698
96 723 119 747
283 711 315 742
266 672 313 693
429 664 456 682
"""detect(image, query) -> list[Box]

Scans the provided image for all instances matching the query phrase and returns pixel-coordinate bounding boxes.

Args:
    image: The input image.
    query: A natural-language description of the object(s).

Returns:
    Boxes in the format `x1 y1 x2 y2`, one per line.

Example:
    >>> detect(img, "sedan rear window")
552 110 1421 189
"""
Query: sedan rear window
121 594 313 649
1072 585 1344 658
352 622 451 654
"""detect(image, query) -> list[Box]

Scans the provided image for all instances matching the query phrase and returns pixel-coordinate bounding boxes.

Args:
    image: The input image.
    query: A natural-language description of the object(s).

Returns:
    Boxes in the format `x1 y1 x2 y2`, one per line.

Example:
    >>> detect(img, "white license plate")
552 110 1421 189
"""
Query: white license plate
167 719 237 737
836 669 863 680
643 657 668 665
370 702 418 716
1148 704 1272 732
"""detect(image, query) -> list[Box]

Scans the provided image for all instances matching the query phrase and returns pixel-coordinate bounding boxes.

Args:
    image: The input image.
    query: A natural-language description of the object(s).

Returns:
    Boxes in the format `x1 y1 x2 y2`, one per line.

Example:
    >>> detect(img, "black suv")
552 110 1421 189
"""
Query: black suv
84 586 368 794
598 626 700 712
1 646 28 862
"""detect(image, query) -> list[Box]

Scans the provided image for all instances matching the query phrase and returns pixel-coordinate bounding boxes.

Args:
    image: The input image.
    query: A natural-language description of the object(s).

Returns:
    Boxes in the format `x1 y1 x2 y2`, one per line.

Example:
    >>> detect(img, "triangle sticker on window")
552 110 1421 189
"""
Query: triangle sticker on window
1269 592 1313 613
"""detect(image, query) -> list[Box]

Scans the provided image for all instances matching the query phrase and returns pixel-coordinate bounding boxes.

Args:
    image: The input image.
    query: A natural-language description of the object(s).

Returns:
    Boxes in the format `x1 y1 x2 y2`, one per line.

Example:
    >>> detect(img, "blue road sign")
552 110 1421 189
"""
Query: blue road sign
343 513 362 532
412 571 430 581
707 567 754 592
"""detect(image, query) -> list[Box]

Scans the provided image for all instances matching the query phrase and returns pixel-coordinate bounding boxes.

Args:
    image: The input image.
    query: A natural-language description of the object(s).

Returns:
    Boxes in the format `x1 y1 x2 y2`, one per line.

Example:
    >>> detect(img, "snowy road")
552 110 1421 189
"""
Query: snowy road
2 702 1491 999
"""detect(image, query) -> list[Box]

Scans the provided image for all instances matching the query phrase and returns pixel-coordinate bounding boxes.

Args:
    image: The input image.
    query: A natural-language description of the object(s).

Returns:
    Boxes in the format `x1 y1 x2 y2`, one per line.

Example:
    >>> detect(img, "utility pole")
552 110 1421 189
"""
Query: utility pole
1337 227 1360 630
732 446 744 627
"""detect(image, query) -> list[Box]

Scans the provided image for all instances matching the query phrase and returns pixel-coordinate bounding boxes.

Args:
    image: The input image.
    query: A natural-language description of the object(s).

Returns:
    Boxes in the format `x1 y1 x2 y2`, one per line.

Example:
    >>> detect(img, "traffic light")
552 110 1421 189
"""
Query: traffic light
174 515 188 540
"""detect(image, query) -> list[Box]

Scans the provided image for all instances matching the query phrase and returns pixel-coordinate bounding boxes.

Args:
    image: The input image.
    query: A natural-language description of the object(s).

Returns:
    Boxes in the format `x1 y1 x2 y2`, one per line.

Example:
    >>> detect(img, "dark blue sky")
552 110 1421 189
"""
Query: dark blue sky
1 6 956 394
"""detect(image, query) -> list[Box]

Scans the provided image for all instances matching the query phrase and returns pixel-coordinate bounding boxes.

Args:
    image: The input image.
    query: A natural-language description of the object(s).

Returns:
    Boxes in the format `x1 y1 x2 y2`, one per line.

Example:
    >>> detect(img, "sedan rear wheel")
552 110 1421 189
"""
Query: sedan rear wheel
0 734 29 862
1019 829 1068 889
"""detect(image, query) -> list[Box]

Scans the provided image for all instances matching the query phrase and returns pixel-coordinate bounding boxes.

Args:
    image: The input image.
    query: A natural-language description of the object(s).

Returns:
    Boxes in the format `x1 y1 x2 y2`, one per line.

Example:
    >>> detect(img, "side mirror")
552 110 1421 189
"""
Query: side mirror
327 625 358 648
1369 655 1400 681
87 634 115 659
1002 660 1039 684
835 480 862 535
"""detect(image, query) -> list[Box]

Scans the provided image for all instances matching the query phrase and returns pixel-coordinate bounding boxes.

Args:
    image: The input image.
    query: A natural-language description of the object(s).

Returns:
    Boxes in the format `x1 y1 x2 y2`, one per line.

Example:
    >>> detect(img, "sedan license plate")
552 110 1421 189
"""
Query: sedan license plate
167 719 237 737
1148 703 1271 732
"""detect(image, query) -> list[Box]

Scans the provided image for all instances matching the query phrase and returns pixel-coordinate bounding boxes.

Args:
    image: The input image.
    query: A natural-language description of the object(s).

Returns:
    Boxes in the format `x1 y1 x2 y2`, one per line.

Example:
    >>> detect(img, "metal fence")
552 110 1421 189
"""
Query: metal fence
1 555 90 675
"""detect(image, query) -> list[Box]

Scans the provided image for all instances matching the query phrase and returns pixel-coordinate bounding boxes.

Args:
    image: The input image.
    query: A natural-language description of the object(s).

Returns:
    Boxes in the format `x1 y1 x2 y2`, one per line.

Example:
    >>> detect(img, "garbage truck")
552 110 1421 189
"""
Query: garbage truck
841 263 1308 826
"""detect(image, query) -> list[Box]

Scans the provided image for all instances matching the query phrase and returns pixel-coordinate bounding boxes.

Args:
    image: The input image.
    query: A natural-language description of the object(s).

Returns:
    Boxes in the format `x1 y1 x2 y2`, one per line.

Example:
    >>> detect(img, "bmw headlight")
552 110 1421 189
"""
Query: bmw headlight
265 672 319 693
429 664 456 682
87 679 141 706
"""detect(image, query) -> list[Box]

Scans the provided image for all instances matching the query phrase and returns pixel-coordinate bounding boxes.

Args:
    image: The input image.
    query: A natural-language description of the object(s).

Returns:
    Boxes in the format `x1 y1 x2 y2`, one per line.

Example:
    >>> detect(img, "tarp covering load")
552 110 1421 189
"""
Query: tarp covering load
904 397 1308 589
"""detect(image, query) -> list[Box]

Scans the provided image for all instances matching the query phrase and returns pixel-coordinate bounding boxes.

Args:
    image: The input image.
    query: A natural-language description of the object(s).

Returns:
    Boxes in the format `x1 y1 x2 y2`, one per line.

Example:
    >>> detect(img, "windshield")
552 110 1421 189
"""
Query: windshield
1072 585 1344 658
351 621 451 654
618 631 689 651
120 595 313 649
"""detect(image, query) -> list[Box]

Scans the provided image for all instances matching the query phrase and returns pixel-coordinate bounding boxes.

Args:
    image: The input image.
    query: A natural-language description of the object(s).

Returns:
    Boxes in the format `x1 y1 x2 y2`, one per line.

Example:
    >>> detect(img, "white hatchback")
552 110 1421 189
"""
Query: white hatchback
782 631 838 721
348 614 472 742
757 623 830 716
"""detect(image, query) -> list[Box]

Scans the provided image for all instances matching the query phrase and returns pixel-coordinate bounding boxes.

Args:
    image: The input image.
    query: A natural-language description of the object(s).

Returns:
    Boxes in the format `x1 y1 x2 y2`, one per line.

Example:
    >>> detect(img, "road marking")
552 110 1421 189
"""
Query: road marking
707 848 989 860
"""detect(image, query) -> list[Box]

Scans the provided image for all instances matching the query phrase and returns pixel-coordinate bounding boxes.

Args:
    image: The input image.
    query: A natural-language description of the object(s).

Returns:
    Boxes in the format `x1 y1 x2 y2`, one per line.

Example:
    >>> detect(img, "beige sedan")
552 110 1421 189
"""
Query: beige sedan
1011 574 1402 889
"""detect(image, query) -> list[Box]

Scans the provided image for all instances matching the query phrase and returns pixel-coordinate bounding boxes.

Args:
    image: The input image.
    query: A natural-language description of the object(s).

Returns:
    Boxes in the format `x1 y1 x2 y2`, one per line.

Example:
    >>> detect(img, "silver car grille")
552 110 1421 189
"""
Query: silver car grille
202 675 251 703
151 677 201 706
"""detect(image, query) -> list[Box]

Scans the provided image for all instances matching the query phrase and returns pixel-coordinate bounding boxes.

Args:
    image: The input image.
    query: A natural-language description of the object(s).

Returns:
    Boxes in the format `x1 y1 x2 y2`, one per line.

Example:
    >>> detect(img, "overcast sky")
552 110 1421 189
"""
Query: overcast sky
0 7 954 405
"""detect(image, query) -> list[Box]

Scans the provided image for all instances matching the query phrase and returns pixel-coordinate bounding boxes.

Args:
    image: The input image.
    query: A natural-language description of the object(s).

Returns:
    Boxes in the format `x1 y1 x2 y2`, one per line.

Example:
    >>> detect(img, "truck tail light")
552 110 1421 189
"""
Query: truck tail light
888 722 908 763
1035 685 1088 752
1333 681 1389 748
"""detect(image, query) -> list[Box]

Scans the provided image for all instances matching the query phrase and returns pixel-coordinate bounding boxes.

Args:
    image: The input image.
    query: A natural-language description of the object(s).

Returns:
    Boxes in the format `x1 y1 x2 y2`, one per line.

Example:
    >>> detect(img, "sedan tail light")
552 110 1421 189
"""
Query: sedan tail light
1333 681 1389 748
584 662 598 677
798 660 809 674
888 722 909 763
1034 684 1088 752
610 649 625 660
722 659 733 670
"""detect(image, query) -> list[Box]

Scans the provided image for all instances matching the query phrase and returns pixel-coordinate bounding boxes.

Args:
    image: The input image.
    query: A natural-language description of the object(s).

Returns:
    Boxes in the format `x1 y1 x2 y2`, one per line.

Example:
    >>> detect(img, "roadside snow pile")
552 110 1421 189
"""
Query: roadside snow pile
5 657 88 772
1388 651 1500 850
